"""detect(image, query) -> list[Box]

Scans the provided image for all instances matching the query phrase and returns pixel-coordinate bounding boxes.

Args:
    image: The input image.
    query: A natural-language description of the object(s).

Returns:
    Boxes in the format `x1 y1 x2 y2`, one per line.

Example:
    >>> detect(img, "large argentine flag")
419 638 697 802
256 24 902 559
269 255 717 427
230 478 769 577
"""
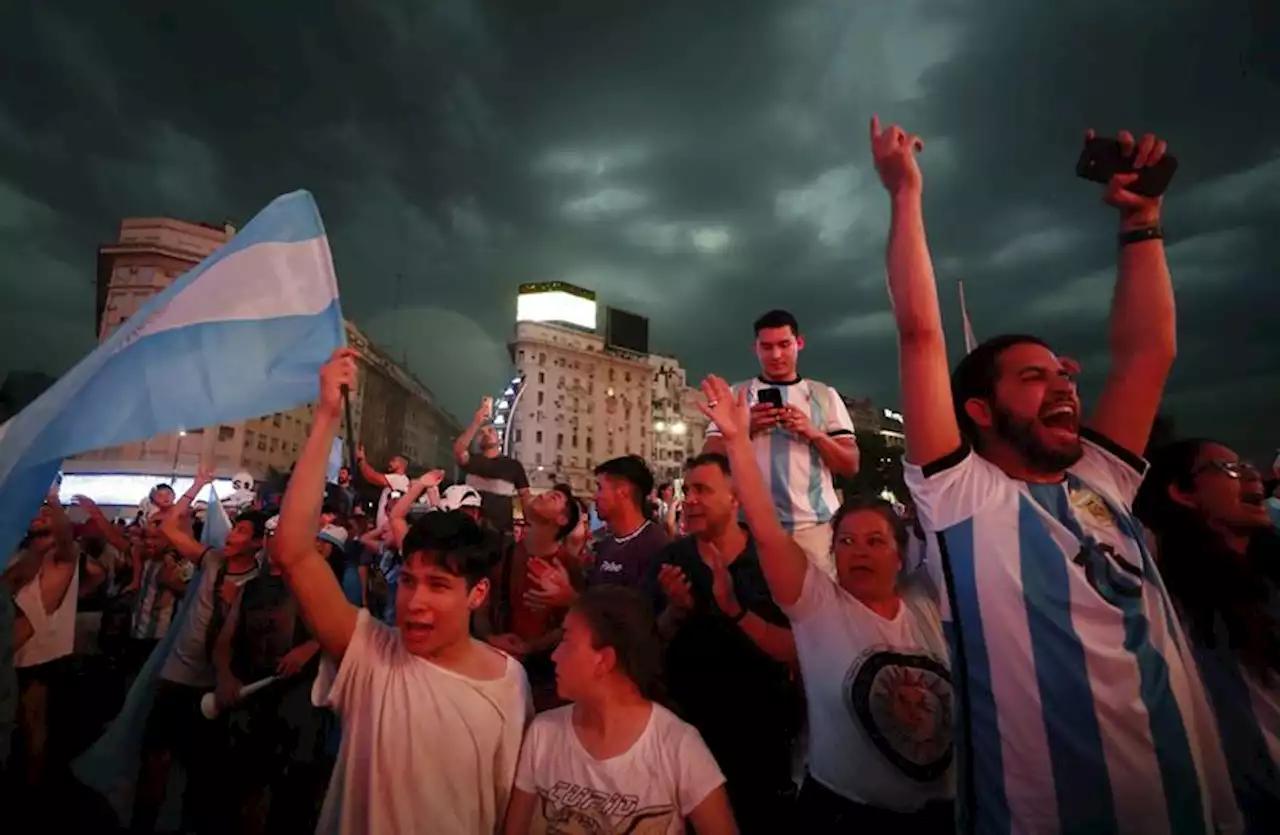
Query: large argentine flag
0 190 343 571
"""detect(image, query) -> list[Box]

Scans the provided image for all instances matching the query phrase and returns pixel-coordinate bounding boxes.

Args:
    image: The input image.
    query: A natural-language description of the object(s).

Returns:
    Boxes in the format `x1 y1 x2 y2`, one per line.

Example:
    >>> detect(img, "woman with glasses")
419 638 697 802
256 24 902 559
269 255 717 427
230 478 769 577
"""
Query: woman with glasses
1135 439 1280 832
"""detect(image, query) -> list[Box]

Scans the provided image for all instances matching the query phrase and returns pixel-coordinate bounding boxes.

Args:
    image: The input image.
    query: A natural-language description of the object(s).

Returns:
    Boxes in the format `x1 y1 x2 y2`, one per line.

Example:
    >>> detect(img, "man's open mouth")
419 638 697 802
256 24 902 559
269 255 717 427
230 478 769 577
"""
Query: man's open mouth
1039 403 1078 430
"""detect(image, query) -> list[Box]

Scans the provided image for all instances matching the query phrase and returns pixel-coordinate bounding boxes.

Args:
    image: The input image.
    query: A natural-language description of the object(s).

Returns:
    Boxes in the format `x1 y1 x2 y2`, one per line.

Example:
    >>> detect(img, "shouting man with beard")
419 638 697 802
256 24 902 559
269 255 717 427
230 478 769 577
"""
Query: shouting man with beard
872 115 1241 835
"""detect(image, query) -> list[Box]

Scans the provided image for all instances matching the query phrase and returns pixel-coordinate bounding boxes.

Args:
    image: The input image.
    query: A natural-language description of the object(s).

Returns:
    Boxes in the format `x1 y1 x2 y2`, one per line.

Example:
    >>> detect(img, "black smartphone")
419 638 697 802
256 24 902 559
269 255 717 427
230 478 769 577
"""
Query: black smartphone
758 388 784 409
1075 137 1178 198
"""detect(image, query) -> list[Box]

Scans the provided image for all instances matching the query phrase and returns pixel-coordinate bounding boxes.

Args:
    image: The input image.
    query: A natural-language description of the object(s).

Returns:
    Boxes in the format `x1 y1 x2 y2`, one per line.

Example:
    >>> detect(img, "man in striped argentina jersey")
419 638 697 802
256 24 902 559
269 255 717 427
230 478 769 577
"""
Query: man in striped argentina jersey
702 310 859 577
871 115 1242 835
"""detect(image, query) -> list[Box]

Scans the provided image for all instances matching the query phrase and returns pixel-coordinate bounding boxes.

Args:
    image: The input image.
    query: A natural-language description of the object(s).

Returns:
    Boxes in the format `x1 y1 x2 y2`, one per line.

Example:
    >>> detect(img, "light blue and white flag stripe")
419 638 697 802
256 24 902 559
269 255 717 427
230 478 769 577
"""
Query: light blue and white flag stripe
66 190 343 826
327 435 346 483
201 484 233 549
0 189 344 571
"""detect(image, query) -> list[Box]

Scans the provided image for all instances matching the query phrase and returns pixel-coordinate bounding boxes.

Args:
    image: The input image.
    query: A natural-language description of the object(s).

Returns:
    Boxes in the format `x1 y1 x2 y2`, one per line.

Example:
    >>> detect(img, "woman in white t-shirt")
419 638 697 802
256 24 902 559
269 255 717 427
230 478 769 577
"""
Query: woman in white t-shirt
699 375 953 833
504 585 737 835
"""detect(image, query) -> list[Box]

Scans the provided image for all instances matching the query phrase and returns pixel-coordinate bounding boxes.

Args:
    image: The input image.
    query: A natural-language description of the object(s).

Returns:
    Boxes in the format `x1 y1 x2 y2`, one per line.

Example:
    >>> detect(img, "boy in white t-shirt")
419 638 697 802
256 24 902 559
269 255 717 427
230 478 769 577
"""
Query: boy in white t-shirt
274 349 530 835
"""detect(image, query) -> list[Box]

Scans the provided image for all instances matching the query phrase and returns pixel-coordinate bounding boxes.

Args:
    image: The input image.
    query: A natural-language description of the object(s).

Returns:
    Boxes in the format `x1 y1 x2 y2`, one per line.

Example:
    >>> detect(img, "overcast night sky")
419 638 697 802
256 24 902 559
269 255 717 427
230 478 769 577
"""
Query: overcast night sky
1 2 1277 460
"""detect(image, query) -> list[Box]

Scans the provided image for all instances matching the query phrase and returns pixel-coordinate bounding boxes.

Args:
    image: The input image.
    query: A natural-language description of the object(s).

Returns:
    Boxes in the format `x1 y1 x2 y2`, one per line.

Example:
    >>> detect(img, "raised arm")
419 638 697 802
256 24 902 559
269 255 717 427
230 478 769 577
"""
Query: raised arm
355 446 390 490
161 464 216 564
388 469 444 551
73 495 130 552
698 376 809 608
271 349 361 659
452 400 490 468
1086 129 1176 457
871 116 962 466
37 491 80 614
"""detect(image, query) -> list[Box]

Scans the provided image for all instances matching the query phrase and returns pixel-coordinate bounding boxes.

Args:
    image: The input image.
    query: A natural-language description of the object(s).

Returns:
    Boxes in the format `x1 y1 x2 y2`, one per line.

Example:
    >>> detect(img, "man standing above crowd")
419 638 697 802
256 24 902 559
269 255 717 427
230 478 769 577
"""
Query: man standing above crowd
703 310 859 576
355 446 410 529
454 398 532 534
872 116 1240 833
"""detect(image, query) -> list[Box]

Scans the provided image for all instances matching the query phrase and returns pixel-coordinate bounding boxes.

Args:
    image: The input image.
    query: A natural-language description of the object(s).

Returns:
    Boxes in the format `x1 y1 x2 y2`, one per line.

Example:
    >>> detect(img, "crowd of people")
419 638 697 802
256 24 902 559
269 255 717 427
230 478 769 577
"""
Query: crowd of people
1 120 1278 835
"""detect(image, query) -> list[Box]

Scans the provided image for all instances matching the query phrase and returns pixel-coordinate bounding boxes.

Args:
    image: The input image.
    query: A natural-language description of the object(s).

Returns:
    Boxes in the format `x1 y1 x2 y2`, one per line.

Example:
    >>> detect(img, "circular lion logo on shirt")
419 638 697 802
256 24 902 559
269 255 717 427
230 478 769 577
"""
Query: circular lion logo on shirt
843 648 953 782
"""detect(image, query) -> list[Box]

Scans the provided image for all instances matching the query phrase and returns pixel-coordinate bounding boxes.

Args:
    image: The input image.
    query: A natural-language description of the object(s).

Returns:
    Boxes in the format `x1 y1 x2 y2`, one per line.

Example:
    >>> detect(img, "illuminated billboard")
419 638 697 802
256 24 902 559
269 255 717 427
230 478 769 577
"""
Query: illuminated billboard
56 474 241 508
517 281 597 330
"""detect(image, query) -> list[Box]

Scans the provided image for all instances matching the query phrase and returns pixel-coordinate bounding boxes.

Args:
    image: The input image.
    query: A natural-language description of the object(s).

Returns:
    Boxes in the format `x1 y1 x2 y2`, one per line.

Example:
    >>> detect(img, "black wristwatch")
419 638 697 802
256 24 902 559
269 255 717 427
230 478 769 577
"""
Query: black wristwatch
1119 226 1163 247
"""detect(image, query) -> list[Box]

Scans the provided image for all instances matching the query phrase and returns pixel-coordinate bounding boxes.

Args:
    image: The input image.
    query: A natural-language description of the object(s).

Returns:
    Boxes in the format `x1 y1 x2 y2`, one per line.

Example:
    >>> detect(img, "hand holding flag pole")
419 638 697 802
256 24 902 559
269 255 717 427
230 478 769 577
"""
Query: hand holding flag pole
341 384 358 475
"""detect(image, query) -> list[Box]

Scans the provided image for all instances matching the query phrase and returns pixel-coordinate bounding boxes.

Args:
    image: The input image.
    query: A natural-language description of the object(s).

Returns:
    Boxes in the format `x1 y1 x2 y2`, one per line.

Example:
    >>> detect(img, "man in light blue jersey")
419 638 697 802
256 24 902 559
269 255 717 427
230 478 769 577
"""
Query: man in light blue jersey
703 310 859 577
871 114 1241 835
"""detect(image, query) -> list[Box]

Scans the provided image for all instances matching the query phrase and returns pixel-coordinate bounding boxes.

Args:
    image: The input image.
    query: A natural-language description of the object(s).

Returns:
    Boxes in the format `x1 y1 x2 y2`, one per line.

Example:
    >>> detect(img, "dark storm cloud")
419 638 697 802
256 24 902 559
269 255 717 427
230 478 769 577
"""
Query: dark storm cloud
0 1 1276 457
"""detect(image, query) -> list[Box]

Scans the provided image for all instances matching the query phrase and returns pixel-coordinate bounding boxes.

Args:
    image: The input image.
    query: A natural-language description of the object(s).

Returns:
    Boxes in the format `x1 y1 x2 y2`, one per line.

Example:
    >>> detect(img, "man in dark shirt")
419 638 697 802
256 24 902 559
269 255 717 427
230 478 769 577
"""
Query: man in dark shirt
525 456 669 610
654 453 800 834
213 559 323 834
453 399 531 533
585 456 669 590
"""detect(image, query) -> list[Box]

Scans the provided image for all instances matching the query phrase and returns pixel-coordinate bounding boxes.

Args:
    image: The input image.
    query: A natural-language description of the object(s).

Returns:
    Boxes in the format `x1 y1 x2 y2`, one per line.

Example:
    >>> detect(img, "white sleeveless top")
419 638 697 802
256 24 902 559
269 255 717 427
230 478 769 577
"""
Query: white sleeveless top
14 563 79 669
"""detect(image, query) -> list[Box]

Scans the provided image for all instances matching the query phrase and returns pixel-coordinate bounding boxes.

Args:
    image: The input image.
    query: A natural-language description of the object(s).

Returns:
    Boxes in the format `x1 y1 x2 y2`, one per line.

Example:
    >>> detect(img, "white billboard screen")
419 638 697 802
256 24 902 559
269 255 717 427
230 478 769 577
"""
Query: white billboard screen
56 474 240 509
517 291 597 330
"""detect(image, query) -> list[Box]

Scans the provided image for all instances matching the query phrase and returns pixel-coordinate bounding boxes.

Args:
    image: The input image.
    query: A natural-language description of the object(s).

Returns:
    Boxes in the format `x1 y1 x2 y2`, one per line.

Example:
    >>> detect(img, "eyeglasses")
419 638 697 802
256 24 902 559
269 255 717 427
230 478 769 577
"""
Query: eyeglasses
1195 460 1259 480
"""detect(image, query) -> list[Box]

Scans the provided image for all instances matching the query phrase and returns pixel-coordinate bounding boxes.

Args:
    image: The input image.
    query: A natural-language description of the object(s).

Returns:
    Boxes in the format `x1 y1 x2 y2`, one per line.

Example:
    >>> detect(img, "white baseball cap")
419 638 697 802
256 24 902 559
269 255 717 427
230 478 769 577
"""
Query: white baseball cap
318 525 348 548
439 484 482 511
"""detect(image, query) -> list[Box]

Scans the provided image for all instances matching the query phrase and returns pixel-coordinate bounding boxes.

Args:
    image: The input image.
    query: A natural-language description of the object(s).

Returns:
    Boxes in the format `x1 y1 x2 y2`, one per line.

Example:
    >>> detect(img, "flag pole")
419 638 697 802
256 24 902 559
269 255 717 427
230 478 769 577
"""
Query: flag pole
341 385 358 475
959 280 978 355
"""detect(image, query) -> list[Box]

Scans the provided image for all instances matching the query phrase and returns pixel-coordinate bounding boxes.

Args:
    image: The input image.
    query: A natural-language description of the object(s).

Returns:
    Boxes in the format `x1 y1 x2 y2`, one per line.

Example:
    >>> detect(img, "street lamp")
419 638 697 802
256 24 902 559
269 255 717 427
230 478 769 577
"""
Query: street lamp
501 374 527 458
671 421 686 436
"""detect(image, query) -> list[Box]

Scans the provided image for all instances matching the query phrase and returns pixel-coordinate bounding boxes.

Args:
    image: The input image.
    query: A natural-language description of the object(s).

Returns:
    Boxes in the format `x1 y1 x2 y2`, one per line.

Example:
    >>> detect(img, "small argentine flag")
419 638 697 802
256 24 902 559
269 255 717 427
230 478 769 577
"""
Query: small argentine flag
0 190 345 570
201 484 233 548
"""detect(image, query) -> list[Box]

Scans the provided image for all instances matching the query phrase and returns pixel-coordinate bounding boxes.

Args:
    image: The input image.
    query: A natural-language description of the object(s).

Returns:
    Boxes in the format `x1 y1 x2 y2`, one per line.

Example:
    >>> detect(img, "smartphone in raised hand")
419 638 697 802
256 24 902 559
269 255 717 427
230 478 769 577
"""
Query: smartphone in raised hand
1075 136 1178 198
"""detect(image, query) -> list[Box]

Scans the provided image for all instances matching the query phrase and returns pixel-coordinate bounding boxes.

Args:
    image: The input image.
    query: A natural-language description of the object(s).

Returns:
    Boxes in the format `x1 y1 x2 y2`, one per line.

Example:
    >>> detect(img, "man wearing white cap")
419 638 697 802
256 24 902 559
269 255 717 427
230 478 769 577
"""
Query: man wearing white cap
439 484 483 521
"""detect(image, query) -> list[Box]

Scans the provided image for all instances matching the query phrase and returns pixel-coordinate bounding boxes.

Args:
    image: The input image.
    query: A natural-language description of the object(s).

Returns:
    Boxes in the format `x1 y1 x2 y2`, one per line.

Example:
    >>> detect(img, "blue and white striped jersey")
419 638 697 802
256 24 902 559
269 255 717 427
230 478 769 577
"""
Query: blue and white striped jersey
1189 591 1280 834
904 431 1241 835
705 377 854 529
